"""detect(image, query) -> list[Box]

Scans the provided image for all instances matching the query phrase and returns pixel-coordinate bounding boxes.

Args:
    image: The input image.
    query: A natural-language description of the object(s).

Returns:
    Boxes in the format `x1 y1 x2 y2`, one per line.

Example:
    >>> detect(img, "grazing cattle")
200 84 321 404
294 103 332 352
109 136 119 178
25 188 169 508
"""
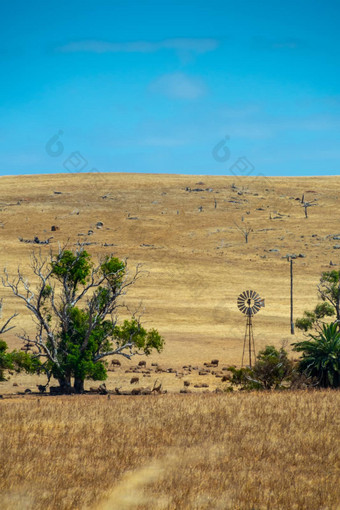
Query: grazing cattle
131 388 141 395
37 384 47 393
130 376 139 384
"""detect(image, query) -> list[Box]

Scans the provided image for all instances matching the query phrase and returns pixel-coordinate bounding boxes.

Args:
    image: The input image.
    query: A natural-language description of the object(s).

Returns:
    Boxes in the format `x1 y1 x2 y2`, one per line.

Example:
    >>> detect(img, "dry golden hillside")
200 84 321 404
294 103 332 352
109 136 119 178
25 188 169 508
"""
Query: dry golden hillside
0 172 340 392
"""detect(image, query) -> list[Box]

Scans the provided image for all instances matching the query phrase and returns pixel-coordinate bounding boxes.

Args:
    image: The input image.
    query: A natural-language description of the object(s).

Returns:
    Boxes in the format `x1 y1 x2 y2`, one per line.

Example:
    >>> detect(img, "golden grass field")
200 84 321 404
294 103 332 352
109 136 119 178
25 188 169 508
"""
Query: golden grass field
1 172 340 392
1 391 339 510
0 172 340 509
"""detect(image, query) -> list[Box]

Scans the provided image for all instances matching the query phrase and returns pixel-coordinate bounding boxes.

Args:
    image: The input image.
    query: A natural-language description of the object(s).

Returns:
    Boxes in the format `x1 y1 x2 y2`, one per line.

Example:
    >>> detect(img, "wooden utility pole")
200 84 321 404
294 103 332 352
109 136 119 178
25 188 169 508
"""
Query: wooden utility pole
290 258 295 335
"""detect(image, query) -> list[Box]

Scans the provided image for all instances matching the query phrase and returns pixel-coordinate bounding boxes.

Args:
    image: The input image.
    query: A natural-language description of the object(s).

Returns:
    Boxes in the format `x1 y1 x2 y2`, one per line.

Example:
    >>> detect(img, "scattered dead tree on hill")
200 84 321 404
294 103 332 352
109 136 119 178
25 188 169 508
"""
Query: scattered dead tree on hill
234 220 253 244
301 194 318 219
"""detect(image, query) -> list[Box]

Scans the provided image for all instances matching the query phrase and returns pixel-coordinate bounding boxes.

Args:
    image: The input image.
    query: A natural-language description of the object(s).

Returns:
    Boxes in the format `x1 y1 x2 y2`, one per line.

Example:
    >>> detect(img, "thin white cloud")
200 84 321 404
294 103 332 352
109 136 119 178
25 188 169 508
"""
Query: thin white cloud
150 72 207 100
56 38 218 54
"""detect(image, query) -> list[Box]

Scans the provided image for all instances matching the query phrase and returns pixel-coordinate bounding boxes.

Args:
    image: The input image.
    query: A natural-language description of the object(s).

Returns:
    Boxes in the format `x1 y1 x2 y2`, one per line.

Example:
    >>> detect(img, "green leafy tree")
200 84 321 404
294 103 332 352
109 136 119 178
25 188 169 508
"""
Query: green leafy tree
296 302 335 332
293 322 340 388
0 301 40 381
296 270 340 332
2 247 164 393
0 340 41 381
319 271 340 326
227 345 296 390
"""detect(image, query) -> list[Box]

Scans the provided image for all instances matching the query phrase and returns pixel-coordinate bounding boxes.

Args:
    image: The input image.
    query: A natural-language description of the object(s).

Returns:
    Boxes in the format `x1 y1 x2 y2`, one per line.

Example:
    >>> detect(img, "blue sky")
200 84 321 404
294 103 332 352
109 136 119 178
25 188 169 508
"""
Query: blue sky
1 0 339 177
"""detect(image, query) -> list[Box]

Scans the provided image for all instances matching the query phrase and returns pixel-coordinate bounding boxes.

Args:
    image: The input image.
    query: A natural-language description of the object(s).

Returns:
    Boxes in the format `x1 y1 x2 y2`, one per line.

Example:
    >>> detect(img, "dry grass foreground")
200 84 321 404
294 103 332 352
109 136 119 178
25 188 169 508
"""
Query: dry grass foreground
1 391 339 510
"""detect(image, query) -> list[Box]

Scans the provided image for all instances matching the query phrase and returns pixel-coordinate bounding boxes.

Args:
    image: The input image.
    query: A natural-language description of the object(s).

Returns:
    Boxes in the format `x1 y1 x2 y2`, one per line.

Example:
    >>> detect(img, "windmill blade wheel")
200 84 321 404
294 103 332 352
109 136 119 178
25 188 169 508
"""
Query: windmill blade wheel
237 290 263 316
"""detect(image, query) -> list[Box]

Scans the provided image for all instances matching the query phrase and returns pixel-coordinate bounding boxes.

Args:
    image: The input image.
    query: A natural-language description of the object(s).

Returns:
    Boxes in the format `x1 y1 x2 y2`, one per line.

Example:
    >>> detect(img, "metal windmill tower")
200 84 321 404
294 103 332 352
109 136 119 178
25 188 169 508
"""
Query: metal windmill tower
237 290 265 367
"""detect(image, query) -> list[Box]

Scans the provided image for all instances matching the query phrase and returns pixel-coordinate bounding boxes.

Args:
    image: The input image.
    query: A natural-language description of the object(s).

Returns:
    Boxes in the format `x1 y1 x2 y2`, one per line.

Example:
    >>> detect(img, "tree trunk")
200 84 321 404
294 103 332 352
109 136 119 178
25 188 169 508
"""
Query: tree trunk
74 377 84 393
58 375 72 394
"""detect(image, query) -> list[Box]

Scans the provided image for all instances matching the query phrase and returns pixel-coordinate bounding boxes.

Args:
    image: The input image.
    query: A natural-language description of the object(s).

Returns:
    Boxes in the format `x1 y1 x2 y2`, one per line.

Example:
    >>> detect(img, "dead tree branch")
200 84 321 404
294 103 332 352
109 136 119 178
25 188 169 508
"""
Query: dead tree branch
234 220 253 244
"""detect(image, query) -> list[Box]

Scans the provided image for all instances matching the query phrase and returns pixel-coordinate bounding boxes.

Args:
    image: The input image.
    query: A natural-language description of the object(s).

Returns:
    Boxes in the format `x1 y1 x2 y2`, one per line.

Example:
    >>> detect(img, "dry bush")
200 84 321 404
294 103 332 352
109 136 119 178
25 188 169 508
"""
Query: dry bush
0 391 339 509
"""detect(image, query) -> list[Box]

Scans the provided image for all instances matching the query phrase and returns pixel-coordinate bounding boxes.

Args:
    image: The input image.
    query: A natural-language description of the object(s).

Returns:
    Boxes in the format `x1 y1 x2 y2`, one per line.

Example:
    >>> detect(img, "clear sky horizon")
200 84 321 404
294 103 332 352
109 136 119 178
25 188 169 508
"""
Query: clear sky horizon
1 0 339 178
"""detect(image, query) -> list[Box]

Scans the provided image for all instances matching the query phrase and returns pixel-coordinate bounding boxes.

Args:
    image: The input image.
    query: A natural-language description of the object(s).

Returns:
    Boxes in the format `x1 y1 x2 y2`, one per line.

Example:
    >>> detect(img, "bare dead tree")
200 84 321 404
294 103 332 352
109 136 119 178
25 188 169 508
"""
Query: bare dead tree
301 195 318 218
0 298 18 335
234 221 253 244
152 379 162 393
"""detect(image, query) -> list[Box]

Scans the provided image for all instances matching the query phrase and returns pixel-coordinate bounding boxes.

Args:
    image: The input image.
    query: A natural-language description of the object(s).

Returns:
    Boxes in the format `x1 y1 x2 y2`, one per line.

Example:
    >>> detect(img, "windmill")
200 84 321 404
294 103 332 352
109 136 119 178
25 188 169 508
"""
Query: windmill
237 290 265 367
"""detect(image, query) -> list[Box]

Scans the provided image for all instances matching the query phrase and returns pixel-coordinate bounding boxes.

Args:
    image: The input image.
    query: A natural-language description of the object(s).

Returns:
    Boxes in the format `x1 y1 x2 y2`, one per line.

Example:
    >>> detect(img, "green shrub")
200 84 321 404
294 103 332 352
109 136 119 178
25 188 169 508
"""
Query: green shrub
226 345 296 391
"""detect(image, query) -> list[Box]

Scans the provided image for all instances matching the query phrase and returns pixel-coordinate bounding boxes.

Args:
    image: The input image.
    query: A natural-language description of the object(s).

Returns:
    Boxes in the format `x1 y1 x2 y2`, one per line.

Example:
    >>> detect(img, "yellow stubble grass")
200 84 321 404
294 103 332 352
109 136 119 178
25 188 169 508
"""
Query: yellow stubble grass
0 390 339 510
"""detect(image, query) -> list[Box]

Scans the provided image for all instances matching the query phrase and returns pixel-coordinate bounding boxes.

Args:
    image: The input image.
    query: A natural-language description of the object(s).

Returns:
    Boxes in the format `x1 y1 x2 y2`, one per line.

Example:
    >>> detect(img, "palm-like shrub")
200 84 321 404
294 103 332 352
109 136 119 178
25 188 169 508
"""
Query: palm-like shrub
293 322 340 388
